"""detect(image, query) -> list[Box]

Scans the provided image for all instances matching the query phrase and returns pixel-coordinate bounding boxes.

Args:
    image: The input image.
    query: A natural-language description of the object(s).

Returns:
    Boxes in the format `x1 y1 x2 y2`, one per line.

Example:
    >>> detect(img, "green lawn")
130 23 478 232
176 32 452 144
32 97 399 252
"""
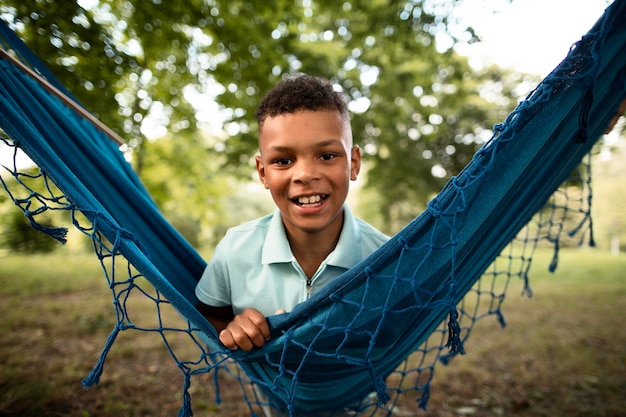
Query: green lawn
0 248 624 417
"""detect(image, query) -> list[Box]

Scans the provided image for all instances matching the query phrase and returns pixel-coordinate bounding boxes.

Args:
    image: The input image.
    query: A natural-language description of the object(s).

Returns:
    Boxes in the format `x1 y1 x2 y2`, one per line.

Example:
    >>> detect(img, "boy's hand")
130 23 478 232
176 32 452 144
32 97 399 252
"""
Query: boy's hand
219 308 271 351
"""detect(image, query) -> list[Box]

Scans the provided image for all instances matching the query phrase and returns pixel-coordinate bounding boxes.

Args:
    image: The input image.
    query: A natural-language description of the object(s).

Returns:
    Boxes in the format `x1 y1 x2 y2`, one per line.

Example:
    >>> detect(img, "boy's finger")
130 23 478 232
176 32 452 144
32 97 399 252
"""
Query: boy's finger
219 329 239 350
242 308 271 342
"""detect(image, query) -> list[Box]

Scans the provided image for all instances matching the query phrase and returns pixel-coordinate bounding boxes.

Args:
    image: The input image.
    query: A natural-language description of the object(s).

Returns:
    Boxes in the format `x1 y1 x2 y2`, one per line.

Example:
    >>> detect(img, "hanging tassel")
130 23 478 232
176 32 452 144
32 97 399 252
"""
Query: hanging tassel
26 215 68 244
588 222 596 247
549 240 560 273
417 384 430 410
445 308 465 355
367 364 391 406
177 374 193 417
82 325 120 387
521 271 534 298
212 364 222 405
494 308 507 329
444 278 465 355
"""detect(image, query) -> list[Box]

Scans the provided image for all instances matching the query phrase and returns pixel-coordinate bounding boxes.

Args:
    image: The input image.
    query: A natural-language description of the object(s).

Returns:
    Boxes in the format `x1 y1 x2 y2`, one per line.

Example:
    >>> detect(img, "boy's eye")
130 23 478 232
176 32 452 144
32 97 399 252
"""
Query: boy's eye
273 157 293 166
320 153 336 161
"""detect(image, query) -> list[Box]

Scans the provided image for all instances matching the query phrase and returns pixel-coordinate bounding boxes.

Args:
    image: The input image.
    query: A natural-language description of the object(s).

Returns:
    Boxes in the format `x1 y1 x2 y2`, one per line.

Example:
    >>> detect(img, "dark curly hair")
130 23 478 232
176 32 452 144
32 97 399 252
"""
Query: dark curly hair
255 74 349 130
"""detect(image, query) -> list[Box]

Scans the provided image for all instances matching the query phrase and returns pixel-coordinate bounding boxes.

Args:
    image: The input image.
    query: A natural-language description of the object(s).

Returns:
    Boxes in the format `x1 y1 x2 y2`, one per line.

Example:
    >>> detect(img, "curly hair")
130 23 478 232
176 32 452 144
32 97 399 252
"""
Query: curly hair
255 74 349 130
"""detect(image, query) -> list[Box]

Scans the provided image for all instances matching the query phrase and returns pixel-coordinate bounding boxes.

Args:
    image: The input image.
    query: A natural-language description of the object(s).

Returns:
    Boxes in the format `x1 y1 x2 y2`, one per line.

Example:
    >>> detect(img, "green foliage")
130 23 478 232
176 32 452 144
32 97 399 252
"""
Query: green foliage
0 164 69 253
0 0 534 235
0 208 60 253
138 133 246 246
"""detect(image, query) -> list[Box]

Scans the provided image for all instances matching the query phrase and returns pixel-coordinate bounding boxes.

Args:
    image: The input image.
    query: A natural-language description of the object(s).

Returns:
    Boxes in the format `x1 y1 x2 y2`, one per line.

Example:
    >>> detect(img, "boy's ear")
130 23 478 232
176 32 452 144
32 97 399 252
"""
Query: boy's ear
255 155 269 189
350 145 361 181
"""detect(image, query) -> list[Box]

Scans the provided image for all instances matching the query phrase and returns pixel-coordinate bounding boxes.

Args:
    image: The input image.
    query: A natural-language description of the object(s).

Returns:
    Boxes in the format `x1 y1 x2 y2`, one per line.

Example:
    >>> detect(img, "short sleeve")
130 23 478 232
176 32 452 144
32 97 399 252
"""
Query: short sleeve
195 239 232 307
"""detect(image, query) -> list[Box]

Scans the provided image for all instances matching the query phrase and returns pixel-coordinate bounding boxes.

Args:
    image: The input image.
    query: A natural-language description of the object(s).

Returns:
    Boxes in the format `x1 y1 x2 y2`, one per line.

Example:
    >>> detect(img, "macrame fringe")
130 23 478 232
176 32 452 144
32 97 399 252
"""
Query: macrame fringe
286 402 295 417
417 384 430 410
367 363 391 406
82 325 121 388
521 271 534 298
549 241 560 273
494 308 507 329
26 215 68 243
445 308 465 356
445 278 465 356
588 221 596 247
177 374 193 417
212 363 222 405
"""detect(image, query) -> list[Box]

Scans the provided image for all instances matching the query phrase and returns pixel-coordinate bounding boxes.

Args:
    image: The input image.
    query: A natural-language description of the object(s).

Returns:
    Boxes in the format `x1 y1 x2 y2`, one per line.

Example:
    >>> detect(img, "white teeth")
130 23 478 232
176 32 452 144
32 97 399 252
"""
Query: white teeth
298 195 322 205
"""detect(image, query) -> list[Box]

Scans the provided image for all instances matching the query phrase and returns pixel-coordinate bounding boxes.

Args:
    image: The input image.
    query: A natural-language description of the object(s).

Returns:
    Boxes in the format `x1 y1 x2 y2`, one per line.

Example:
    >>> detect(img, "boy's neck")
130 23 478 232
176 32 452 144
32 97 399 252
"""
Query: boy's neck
284 214 344 279
290 233 340 279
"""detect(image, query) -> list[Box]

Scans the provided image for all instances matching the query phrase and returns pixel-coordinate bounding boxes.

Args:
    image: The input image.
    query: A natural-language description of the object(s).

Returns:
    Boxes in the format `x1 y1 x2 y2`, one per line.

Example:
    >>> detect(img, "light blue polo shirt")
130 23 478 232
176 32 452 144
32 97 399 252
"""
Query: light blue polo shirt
195 205 388 317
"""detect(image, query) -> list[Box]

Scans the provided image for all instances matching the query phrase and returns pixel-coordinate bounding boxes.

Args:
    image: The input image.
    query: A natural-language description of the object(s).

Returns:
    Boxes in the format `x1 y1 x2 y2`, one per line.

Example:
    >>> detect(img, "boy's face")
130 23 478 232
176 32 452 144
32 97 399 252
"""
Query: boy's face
255 110 361 239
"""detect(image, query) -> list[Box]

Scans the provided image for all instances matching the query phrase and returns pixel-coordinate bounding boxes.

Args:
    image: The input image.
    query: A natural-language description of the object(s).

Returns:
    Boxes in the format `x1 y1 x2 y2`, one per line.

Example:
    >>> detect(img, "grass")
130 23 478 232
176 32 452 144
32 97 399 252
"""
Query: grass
418 248 626 417
0 248 624 417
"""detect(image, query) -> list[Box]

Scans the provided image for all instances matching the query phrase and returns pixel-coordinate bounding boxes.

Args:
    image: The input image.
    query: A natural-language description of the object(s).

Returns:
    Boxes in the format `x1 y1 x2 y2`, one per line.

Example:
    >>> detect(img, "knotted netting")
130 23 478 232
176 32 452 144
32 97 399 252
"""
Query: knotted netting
0 0 625 415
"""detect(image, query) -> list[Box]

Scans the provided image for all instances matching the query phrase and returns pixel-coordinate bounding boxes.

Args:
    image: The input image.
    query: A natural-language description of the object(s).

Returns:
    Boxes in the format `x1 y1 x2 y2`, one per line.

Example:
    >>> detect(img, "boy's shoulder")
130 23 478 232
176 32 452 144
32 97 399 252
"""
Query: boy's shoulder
212 212 277 263
353 216 389 250
227 212 275 233
354 217 388 238
343 206 389 254
220 211 276 246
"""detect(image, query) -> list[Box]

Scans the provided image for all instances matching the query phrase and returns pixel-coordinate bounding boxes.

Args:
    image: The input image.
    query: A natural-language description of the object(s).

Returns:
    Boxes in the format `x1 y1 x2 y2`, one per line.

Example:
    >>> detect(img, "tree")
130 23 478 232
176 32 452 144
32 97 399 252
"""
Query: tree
0 165 66 253
0 209 60 253
1 0 529 235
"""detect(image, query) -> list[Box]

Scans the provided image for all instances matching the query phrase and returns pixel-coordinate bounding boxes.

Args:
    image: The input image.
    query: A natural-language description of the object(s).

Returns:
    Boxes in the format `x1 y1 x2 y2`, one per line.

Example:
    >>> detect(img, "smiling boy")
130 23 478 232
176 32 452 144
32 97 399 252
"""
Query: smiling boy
195 74 388 352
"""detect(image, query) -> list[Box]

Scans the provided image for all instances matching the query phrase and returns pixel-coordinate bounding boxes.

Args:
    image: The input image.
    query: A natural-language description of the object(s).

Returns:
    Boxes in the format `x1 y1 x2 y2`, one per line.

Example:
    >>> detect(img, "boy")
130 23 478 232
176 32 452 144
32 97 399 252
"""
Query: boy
195 74 388 353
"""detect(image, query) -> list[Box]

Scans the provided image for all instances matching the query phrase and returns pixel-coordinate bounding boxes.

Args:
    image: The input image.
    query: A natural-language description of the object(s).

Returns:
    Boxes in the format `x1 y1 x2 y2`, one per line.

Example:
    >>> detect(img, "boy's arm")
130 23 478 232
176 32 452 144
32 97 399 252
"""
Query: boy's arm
196 302 234 333
196 302 271 351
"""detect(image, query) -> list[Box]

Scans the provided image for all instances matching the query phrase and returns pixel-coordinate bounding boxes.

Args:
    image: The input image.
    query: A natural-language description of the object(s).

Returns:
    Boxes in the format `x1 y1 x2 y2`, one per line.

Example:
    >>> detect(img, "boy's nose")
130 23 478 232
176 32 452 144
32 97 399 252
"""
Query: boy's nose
293 160 319 184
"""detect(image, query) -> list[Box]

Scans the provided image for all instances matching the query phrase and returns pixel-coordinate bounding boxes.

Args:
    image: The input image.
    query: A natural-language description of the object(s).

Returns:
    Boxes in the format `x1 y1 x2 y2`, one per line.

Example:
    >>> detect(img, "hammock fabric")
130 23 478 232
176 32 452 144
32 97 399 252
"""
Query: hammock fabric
0 1 625 415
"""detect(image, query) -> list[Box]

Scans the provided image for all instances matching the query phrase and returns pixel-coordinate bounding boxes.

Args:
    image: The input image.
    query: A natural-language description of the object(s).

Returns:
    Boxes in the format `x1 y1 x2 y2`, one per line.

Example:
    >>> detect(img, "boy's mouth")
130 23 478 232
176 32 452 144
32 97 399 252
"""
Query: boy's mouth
292 194 328 207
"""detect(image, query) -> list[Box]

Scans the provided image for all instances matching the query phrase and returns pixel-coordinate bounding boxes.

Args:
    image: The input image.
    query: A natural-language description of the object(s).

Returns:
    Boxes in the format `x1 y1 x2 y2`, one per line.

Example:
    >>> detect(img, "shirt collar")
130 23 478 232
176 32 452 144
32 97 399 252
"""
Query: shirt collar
261 210 294 264
325 205 361 269
261 205 361 270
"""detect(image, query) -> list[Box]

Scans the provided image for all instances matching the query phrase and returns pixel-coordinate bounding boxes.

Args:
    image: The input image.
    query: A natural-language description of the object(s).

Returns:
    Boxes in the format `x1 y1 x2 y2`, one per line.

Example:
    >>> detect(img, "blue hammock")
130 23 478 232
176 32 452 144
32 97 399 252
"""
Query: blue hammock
0 1 625 415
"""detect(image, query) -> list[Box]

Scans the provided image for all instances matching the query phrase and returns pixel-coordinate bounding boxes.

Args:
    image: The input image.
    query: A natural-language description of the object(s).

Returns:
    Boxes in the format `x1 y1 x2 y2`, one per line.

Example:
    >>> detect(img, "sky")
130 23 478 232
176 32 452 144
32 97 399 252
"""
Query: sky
452 0 611 77
453 0 623 155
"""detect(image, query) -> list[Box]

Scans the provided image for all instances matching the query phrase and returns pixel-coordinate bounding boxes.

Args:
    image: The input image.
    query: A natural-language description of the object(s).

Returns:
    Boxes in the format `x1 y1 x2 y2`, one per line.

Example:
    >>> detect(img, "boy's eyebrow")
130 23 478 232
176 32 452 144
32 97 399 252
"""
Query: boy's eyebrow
266 140 345 153
314 139 344 148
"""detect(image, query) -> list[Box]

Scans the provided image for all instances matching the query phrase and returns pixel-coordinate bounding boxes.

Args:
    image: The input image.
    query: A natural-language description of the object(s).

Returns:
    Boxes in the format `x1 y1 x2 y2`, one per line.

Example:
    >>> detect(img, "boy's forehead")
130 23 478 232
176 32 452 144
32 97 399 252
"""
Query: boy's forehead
258 110 352 149
259 108 349 127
